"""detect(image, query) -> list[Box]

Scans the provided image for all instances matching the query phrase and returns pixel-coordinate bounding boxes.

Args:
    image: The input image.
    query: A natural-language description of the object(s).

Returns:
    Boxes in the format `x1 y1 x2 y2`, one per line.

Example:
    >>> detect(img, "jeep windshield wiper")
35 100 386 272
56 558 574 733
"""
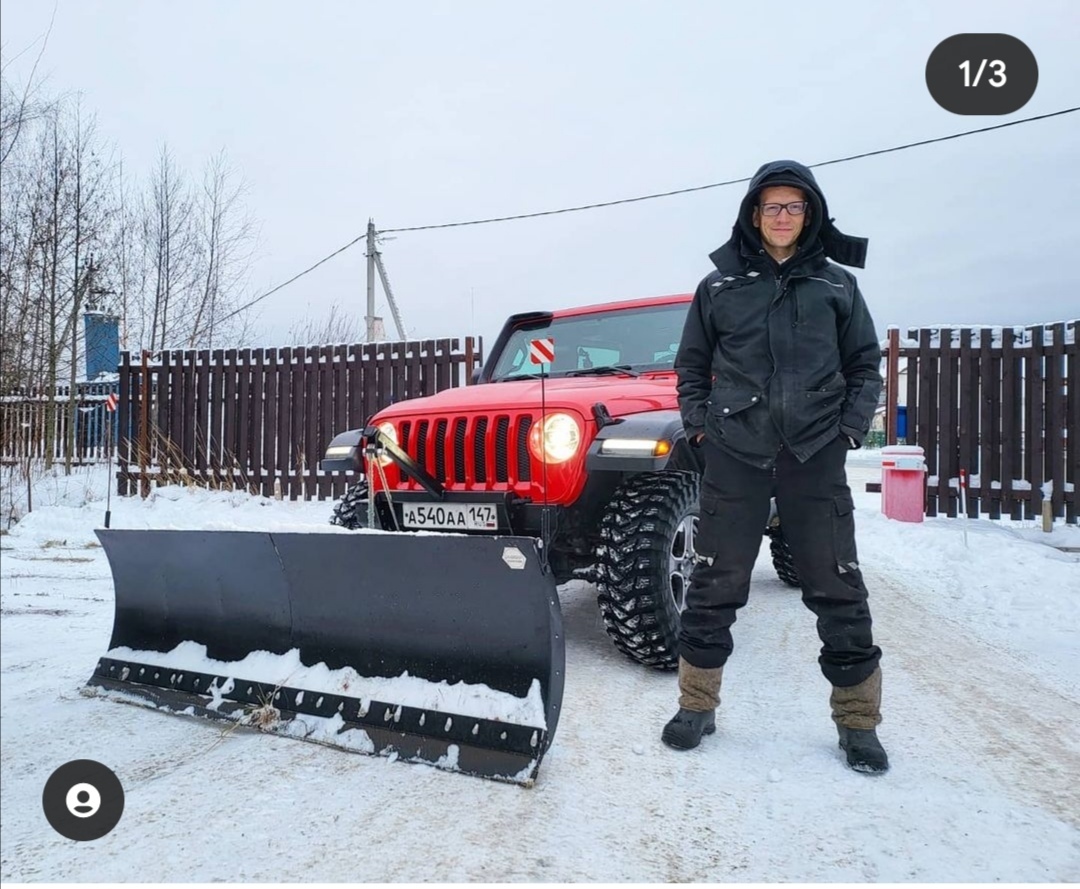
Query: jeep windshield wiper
563 364 641 378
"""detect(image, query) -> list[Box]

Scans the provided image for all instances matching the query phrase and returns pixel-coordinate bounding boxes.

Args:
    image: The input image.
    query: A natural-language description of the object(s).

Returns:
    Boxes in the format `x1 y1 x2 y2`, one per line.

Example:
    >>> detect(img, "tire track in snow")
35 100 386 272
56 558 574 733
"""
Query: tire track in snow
866 568 1080 828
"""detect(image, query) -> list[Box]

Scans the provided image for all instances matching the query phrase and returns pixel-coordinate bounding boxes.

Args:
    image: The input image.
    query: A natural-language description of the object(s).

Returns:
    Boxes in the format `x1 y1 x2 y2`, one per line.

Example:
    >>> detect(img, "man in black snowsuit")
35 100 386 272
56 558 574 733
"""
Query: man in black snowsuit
664 159 888 773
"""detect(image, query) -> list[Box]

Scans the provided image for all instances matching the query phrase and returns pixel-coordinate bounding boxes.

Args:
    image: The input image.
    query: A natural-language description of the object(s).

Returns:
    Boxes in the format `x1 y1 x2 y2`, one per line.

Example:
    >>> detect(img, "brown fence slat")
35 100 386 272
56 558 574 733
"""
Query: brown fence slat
937 328 956 517
377 344 393 414
362 344 379 429
192 350 208 475
334 345 347 497
1000 328 1019 519
435 338 452 392
277 348 292 499
167 351 183 479
263 348 279 499
220 349 237 489
180 351 195 479
1068 322 1079 523
237 348 252 492
319 345 336 500
289 347 305 500
208 349 224 486
978 329 1000 519
916 328 937 516
394 342 407 399
420 339 436 397
251 348 265 497
347 344 364 431
156 352 171 472
903 344 917 445
1025 326 1044 520
958 329 976 517
1046 323 1067 519
305 346 320 499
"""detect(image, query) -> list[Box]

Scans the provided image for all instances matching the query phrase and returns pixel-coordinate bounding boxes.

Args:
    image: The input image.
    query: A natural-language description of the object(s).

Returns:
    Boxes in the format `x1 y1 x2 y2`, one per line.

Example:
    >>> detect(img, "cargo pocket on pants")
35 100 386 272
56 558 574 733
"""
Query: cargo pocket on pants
694 491 720 568
832 493 859 575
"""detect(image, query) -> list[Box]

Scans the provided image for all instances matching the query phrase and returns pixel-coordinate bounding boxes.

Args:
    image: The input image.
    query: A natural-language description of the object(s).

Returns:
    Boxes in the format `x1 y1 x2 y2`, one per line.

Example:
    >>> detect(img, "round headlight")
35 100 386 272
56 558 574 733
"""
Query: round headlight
374 421 399 467
529 412 581 464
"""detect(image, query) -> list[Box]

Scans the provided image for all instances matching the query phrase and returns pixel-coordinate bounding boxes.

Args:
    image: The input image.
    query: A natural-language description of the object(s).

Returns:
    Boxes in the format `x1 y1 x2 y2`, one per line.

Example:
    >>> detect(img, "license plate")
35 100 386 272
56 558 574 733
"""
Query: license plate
401 502 499 531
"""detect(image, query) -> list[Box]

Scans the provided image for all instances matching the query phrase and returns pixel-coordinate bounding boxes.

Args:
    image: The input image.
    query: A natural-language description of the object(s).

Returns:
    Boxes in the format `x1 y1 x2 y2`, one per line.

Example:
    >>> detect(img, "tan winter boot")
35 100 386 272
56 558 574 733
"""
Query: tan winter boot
661 658 722 750
830 667 888 773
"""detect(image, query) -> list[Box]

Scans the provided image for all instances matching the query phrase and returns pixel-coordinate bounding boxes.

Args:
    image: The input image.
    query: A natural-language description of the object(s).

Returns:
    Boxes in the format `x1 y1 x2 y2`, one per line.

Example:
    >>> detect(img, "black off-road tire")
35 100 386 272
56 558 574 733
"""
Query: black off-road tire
768 526 801 588
330 480 370 530
594 471 701 670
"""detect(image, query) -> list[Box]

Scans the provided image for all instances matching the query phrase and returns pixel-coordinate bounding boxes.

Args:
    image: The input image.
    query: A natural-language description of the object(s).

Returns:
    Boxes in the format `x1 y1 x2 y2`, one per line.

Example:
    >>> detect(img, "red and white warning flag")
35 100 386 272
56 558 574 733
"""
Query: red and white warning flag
529 337 555 365
105 392 119 412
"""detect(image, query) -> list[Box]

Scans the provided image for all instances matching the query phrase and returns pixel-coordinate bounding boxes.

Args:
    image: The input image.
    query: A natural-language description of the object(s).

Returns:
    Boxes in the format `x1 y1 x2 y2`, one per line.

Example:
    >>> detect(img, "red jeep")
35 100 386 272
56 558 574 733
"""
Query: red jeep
321 293 799 669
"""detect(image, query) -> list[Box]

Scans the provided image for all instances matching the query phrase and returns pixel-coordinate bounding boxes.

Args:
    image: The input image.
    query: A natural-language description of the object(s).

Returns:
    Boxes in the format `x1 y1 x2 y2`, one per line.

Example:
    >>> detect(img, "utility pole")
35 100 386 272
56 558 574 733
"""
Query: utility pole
365 219 407 343
373 250 407 341
365 220 378 343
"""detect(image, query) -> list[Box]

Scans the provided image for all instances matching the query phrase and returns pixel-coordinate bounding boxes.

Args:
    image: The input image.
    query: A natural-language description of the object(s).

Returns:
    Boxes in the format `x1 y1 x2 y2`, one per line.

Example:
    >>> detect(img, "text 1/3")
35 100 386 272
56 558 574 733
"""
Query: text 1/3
959 59 1006 88
927 35 1037 115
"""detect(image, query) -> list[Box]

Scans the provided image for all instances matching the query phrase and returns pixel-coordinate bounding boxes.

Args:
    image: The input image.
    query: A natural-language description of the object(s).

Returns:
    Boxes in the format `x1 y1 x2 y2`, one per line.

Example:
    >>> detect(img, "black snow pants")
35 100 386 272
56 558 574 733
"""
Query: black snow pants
678 434 882 688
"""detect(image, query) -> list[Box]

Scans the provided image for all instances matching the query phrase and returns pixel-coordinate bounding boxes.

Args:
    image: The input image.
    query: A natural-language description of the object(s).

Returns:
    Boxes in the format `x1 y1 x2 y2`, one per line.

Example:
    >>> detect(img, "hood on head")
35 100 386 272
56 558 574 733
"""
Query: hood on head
728 159 868 268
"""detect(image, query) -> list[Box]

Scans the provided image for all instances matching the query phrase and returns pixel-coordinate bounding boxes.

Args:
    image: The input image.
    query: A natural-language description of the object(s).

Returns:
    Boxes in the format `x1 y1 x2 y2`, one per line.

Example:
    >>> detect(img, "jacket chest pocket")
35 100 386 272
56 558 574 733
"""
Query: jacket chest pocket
789 282 842 364
707 280 770 334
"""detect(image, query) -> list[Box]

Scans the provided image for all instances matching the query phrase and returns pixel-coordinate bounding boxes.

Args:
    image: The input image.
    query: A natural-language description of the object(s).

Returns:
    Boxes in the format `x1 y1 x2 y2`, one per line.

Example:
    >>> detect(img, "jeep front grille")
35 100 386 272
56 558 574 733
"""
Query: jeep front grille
398 414 534 486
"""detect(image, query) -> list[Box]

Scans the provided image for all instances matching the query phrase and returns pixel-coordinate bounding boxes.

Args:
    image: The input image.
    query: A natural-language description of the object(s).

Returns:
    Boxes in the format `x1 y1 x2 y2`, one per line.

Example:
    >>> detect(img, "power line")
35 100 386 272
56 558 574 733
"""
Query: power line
382 107 1079 232
222 106 1078 320
217 232 366 324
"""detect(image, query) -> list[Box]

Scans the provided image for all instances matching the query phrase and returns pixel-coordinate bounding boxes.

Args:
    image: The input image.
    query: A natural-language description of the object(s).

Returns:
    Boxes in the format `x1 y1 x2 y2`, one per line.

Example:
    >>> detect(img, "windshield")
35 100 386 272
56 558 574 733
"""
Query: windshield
490 302 690 381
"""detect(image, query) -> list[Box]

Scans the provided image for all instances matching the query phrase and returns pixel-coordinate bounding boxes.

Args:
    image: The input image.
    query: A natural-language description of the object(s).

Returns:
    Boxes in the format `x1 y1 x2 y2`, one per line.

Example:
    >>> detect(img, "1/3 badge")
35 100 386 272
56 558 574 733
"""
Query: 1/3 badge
926 34 1038 115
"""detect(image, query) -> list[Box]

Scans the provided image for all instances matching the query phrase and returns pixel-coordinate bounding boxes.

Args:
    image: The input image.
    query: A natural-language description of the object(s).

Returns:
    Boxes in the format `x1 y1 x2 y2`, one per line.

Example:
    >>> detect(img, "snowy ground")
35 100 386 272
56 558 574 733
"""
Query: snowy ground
1 454 1078 882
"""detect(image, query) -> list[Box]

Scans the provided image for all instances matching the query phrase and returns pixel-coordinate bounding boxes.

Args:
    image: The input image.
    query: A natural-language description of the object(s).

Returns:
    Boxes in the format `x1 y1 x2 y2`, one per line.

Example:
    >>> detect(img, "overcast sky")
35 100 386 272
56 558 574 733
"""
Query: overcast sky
2 0 1078 352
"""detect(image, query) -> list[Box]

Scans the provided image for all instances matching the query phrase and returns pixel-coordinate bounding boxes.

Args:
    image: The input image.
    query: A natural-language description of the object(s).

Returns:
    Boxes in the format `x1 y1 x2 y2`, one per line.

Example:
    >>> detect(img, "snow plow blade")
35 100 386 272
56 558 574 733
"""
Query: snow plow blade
88 529 564 786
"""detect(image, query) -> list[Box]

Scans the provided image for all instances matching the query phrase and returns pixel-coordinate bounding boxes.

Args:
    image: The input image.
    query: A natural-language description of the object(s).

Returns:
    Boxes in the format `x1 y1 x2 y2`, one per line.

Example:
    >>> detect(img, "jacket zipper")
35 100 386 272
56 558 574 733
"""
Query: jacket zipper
767 270 796 456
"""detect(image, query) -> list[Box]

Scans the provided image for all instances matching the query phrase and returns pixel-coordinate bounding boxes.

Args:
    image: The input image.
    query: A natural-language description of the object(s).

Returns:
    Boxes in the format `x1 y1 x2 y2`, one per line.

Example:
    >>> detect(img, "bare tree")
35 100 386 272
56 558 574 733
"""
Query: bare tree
39 105 76 466
62 100 114 471
0 10 55 170
144 144 197 352
0 133 37 391
187 149 257 349
0 57 268 480
287 304 366 345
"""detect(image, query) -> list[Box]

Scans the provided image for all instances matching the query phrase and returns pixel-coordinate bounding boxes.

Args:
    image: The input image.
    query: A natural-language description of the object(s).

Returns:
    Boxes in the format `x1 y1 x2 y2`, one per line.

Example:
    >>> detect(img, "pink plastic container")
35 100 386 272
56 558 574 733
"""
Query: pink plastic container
880 445 926 523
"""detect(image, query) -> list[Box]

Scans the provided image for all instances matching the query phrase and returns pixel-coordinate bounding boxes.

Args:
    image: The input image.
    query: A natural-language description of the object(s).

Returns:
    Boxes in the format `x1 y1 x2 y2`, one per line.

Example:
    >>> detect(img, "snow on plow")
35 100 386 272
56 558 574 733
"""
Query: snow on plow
87 528 565 785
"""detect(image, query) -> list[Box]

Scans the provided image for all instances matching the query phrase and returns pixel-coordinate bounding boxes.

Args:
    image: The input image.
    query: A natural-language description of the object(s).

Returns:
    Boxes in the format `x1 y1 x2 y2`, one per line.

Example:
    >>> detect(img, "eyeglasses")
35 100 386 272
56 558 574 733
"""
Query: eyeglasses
758 201 808 217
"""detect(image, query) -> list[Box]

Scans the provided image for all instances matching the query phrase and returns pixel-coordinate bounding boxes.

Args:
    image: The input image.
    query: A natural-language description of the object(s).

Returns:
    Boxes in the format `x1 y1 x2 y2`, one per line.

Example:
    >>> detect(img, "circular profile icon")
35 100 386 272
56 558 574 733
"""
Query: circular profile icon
65 783 103 817
42 760 124 841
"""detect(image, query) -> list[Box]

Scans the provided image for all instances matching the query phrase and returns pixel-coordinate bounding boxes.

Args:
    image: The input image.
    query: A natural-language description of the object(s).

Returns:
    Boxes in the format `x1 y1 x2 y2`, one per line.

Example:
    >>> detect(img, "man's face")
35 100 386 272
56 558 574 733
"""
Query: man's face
752 185 808 252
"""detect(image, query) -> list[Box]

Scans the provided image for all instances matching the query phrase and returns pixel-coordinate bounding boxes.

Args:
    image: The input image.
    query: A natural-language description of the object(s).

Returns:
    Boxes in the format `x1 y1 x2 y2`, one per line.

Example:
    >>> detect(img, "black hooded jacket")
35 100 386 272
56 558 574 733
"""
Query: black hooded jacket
674 160 882 468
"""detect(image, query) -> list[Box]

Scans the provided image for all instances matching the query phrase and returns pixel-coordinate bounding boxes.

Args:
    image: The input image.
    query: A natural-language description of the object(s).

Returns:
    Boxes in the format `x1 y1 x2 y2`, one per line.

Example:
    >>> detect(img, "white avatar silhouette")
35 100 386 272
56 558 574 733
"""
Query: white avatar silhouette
65 783 101 818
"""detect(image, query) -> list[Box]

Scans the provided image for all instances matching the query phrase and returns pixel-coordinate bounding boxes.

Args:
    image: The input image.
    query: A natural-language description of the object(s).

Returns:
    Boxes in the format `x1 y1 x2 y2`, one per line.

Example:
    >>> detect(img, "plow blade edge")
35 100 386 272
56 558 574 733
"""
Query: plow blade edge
89 529 564 785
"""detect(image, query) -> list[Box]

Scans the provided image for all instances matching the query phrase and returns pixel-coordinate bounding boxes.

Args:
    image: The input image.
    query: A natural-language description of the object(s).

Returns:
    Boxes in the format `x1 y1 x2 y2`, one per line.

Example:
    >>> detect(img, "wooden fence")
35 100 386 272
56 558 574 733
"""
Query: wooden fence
116 337 482 500
882 322 1078 524
0 382 119 466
